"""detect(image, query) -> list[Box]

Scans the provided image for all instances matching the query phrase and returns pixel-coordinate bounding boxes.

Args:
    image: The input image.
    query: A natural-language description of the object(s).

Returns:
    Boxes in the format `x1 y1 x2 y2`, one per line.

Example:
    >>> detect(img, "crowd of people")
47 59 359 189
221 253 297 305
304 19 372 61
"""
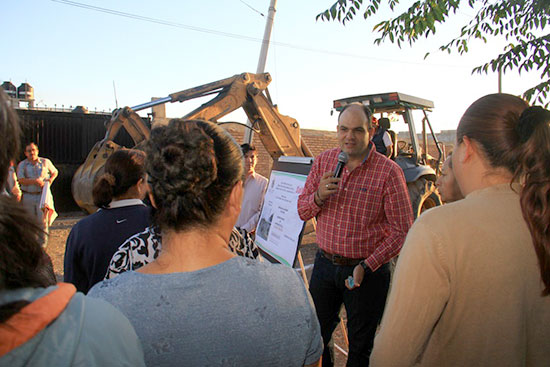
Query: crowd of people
1 87 550 366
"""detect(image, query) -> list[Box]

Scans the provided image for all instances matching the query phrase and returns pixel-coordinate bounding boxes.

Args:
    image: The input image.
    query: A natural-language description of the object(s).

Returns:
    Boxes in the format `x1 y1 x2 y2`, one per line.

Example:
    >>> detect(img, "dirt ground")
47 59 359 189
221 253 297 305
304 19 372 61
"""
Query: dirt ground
46 212 349 366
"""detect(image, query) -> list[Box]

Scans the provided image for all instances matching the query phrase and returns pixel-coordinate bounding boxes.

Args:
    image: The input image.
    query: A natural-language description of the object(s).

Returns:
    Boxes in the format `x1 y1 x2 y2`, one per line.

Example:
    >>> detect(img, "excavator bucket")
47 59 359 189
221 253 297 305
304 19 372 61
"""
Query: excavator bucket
72 139 122 214
71 107 150 213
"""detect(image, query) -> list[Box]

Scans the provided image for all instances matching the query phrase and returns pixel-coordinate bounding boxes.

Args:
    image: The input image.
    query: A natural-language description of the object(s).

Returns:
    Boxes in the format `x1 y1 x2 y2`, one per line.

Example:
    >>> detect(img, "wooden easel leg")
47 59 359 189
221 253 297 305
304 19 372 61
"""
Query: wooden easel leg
297 250 309 286
339 317 349 349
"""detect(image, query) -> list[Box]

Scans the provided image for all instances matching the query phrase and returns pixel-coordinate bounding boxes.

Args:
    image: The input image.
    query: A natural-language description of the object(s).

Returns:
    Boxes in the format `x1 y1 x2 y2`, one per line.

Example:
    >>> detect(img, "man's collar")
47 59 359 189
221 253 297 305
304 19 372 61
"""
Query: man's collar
27 158 40 165
361 142 374 164
340 142 374 167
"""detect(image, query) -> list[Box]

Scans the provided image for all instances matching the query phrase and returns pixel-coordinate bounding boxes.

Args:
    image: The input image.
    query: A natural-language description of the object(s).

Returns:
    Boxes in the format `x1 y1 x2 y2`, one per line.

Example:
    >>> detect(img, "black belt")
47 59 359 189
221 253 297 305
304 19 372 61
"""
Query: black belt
320 250 363 266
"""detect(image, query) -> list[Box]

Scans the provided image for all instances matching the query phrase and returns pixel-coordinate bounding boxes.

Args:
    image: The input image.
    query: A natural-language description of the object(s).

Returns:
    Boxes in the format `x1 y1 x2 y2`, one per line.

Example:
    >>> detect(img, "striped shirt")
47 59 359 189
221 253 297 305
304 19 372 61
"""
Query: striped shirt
297 144 413 271
17 158 58 194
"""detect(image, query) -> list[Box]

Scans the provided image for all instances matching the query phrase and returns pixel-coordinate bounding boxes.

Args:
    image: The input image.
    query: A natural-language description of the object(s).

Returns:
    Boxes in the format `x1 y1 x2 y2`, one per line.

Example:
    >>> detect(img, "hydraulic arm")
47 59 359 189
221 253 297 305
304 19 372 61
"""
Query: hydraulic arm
72 72 312 213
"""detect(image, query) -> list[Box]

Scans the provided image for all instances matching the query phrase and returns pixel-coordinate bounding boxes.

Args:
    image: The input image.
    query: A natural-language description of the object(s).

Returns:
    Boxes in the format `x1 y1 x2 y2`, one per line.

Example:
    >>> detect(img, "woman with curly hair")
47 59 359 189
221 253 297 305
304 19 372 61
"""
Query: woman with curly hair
89 119 322 367
371 94 550 366
64 149 151 293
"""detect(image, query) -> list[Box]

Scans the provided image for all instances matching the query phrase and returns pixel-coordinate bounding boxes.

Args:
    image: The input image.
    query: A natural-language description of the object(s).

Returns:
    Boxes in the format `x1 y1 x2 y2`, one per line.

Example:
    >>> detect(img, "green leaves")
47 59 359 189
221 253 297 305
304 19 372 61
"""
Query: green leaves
317 0 550 105
316 0 369 24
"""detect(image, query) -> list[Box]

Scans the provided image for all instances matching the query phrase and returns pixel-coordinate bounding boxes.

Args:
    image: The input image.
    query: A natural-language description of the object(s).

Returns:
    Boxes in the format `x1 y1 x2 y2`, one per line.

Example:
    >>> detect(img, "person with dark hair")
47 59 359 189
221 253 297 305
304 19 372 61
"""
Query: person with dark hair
298 103 413 367
0 90 146 367
371 94 550 366
235 143 268 233
64 149 151 293
89 119 322 367
0 197 146 366
17 142 58 247
435 153 463 203
372 117 393 158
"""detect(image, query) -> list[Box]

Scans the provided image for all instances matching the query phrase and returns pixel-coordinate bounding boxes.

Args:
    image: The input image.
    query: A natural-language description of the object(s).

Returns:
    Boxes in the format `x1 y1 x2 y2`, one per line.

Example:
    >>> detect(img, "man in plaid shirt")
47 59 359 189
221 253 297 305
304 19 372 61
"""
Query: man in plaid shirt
298 103 413 366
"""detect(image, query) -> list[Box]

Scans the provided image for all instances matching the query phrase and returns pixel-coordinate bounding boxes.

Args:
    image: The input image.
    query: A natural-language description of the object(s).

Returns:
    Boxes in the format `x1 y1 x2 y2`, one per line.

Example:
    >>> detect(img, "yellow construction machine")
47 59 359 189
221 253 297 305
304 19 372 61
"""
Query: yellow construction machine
72 72 313 213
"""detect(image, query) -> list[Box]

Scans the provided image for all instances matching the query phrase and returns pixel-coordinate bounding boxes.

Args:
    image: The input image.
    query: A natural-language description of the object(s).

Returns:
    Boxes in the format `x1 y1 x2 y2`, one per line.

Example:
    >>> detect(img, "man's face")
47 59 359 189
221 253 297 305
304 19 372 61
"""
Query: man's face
337 106 372 158
25 144 39 163
436 157 463 203
244 150 257 174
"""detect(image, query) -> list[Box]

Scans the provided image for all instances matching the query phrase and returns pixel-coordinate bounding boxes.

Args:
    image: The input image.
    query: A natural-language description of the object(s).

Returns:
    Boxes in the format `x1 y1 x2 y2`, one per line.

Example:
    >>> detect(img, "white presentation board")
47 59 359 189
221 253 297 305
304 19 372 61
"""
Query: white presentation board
255 157 312 267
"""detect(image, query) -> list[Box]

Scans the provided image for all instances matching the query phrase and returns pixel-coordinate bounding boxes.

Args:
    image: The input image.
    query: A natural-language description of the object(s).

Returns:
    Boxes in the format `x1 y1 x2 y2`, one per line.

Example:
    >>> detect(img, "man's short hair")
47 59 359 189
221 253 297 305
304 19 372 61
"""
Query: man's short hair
241 143 257 156
25 142 38 151
378 117 391 130
338 103 374 129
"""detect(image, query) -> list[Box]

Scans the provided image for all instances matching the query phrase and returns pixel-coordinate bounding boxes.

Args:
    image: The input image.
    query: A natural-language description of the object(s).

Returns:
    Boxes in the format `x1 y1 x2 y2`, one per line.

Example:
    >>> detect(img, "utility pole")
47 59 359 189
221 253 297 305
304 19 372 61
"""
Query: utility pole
244 0 277 144
498 67 502 93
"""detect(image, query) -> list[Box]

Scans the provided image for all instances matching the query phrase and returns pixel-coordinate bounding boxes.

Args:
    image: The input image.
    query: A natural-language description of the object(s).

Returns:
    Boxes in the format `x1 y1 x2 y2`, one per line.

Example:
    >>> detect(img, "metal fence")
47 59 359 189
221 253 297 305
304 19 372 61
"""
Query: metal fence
16 109 150 212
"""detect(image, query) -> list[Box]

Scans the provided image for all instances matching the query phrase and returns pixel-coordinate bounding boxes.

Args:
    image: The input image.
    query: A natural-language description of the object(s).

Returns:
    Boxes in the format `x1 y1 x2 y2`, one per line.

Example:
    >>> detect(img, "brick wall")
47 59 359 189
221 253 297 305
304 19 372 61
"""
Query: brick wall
222 125 339 178
222 124 457 177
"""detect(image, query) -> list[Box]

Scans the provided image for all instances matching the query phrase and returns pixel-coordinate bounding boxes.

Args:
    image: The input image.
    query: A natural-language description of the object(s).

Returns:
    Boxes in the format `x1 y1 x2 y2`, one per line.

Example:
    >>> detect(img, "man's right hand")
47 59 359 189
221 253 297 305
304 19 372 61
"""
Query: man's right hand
317 171 341 202
35 178 45 188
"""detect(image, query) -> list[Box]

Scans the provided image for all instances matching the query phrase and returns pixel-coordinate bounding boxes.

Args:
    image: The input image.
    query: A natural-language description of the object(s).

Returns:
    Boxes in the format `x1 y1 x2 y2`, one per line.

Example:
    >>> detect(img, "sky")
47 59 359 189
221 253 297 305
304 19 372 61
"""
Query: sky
1 0 546 133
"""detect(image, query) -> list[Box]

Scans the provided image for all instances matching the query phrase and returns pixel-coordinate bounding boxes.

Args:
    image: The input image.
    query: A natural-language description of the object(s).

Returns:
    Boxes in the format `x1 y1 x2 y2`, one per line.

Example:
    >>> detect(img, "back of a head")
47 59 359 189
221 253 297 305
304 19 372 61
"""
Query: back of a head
457 93 550 296
0 90 20 187
379 117 391 130
0 91 56 322
0 196 53 307
92 149 146 208
146 119 243 232
457 93 529 173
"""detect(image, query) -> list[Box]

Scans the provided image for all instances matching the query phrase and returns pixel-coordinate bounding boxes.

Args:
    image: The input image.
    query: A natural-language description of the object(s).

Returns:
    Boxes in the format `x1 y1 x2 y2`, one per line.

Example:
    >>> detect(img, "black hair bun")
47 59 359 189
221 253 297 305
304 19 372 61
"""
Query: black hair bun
146 119 243 232
101 173 116 187
517 106 550 143
152 124 218 198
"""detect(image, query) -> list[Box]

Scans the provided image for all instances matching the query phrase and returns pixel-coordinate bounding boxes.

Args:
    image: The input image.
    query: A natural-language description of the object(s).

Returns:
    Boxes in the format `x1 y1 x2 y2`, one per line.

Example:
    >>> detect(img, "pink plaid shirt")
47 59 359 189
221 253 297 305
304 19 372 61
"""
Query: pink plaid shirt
298 144 413 271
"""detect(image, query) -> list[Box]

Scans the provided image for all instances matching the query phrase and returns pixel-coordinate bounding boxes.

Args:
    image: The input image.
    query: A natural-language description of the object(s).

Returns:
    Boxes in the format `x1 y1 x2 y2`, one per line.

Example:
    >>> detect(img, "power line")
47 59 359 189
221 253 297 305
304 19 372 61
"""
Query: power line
51 0 262 43
239 0 264 17
50 0 473 69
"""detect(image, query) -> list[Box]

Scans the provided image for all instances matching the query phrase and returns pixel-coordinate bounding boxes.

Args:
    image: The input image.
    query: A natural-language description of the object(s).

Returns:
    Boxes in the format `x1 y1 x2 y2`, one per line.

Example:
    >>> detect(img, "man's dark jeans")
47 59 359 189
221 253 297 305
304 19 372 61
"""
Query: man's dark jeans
309 251 390 367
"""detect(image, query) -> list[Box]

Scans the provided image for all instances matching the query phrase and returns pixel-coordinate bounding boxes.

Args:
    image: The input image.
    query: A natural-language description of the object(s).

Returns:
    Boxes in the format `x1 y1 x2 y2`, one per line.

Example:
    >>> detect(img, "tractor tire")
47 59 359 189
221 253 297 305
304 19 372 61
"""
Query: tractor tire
407 177 442 219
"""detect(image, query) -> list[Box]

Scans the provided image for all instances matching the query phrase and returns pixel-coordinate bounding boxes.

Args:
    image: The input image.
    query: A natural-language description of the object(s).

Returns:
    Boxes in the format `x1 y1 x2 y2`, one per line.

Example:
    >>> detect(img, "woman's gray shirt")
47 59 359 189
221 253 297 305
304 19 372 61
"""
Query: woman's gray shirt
89 256 322 367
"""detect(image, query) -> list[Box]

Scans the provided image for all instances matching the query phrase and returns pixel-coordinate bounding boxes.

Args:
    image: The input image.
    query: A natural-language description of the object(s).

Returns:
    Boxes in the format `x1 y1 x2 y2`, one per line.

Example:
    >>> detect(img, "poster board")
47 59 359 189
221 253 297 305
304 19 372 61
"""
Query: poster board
255 157 313 267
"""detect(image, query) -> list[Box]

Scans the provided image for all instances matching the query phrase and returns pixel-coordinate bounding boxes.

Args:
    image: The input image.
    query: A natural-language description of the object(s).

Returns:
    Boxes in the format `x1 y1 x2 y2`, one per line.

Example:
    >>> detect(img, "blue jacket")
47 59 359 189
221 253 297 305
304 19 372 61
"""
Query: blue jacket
64 203 151 293
0 284 145 367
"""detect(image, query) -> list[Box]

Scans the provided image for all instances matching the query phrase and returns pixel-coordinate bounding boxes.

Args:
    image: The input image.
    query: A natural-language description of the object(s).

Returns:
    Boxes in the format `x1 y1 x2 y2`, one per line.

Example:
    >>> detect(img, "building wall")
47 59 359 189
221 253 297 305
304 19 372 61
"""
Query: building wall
222 125 339 178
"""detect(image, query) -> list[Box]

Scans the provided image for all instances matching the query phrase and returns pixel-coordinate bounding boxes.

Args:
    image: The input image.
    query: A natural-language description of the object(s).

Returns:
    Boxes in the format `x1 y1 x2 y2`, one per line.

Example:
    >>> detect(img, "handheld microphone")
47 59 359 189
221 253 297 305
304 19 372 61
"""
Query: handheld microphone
334 152 349 178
